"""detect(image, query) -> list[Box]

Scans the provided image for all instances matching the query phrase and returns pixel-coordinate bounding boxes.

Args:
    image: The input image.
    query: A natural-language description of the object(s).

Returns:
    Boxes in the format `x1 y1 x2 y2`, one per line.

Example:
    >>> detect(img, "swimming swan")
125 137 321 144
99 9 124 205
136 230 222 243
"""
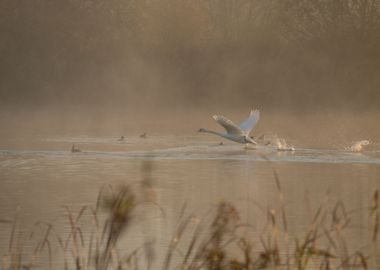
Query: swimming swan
199 109 260 145
349 140 370 152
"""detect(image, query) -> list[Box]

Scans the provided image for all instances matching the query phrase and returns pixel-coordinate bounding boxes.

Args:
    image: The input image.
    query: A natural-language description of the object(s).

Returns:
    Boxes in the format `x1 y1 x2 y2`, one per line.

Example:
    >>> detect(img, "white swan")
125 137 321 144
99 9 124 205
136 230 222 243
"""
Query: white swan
199 109 260 145
349 140 370 152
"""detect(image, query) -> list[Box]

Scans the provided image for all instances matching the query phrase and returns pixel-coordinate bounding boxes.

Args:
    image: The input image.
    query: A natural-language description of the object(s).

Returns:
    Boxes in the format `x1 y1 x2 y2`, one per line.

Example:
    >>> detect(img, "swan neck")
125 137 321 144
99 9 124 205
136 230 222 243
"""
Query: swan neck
202 129 224 137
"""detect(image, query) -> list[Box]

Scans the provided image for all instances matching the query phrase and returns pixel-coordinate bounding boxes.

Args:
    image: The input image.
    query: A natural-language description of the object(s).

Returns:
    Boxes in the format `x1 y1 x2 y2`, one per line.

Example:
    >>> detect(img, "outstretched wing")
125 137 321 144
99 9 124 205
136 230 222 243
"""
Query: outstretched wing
239 109 260 135
212 115 243 135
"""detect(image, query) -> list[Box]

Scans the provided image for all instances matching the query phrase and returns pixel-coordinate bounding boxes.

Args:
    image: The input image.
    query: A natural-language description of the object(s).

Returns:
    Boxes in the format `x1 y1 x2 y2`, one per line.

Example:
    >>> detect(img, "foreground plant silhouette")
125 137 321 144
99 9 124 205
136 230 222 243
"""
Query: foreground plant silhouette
97 186 136 270
1 177 379 269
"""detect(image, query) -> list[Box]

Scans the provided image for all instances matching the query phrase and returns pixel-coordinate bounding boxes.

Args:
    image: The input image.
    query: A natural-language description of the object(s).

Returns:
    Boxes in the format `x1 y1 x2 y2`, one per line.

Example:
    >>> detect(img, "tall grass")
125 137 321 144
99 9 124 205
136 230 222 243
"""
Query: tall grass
1 168 379 270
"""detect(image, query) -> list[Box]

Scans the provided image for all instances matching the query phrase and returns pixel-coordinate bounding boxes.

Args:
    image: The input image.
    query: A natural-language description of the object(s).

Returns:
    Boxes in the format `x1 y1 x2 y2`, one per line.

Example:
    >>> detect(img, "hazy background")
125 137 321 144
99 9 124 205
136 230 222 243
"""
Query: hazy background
1 0 379 135
1 3 380 268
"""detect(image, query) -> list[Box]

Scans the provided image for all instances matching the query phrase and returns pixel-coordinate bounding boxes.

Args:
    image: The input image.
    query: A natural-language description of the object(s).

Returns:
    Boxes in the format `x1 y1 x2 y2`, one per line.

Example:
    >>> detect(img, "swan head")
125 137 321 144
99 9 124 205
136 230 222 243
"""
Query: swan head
198 128 206 132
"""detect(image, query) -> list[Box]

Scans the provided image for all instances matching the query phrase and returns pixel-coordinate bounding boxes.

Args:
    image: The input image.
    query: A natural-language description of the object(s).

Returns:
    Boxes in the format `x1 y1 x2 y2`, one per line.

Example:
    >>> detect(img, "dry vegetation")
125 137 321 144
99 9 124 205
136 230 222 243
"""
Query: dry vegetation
1 167 379 270
1 0 380 110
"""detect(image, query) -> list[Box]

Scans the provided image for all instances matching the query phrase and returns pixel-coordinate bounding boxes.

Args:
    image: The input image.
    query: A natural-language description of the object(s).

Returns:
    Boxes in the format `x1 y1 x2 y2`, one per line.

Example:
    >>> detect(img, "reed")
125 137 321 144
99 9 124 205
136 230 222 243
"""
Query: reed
1 170 379 270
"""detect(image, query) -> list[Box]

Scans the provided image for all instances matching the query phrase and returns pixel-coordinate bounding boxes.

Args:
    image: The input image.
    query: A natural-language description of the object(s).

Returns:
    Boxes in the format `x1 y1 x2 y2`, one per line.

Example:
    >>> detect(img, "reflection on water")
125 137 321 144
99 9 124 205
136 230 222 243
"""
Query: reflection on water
0 135 379 268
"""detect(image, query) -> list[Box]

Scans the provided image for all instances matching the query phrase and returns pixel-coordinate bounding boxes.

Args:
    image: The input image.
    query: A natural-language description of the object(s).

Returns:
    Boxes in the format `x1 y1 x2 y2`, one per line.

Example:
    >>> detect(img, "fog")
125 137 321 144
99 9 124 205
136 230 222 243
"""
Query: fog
1 0 380 135
1 3 380 268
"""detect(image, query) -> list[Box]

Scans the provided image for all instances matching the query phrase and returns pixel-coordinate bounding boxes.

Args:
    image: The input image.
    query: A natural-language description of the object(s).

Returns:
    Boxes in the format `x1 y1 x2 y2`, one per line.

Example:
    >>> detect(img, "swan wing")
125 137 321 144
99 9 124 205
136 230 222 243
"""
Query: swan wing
212 115 243 135
239 109 260 135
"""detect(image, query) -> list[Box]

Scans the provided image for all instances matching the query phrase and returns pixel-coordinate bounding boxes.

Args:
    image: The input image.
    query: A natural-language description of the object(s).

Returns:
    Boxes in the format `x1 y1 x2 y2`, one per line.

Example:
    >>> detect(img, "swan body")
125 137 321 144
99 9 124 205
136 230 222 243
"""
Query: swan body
199 109 260 145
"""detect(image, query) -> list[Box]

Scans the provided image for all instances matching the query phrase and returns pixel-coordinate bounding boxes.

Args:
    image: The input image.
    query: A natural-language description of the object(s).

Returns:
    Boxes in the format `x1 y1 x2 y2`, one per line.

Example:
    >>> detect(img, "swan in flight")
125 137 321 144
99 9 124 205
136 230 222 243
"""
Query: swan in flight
199 109 260 145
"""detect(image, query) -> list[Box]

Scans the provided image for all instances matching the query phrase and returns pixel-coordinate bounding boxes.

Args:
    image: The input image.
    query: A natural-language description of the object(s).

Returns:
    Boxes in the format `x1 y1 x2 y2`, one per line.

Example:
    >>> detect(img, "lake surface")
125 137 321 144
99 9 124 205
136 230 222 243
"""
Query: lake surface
0 134 379 269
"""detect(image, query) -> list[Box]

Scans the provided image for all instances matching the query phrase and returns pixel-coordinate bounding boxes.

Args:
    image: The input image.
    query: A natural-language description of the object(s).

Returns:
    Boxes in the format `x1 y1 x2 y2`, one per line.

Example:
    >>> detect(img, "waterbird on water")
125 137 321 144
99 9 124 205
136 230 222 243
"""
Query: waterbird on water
349 140 370 152
71 144 81 153
199 109 260 146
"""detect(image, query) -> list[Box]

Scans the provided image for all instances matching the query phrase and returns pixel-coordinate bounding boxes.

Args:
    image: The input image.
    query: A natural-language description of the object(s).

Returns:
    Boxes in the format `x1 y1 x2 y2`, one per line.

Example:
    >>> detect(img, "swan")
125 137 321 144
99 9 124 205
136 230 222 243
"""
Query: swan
199 109 260 145
349 140 369 152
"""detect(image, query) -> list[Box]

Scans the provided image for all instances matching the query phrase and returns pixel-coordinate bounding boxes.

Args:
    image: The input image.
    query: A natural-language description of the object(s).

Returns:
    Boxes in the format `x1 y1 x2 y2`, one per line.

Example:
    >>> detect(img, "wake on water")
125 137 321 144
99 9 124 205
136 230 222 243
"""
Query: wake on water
1 135 379 166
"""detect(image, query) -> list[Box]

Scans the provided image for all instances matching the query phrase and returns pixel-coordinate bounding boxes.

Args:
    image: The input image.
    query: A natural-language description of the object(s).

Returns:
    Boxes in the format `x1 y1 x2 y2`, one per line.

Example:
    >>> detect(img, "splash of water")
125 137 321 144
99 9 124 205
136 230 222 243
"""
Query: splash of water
275 138 295 152
348 140 370 152
254 133 295 151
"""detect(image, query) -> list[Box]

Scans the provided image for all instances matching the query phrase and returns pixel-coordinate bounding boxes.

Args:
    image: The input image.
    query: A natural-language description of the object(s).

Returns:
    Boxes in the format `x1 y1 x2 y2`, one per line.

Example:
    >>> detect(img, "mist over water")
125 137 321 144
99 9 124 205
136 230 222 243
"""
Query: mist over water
1 0 380 125
1 1 380 269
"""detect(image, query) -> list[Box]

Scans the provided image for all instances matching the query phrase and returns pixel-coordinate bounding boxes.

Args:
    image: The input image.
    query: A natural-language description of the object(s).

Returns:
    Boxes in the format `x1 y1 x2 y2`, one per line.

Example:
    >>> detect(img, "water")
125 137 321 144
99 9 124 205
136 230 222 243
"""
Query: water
0 134 379 269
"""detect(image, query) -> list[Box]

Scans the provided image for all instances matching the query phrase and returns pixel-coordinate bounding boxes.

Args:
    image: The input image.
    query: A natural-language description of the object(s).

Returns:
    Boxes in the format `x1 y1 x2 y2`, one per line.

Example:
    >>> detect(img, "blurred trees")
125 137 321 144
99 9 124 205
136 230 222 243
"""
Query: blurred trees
0 0 379 109
278 0 380 50
276 0 380 107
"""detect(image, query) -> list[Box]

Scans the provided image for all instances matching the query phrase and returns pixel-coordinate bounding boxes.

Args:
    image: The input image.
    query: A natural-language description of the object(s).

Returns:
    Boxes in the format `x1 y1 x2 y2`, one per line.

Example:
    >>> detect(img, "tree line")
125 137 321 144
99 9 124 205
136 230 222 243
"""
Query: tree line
1 0 379 110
